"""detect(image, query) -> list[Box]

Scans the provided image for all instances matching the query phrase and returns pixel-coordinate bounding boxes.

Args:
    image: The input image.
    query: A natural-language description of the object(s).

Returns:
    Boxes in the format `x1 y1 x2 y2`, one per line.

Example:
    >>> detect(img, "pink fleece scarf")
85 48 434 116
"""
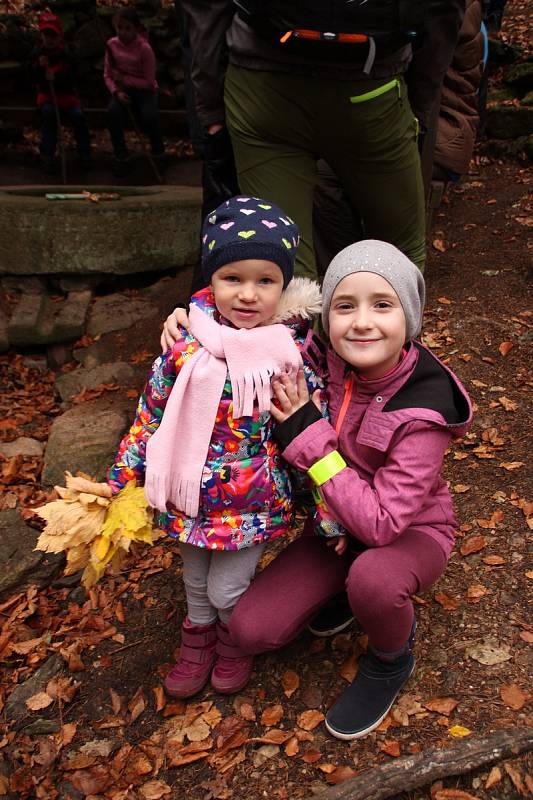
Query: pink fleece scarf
144 304 302 516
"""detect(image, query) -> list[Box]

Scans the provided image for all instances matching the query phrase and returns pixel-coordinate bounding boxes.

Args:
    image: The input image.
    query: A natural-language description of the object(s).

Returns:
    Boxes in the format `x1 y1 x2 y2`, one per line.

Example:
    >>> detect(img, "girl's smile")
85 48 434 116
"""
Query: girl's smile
328 272 406 379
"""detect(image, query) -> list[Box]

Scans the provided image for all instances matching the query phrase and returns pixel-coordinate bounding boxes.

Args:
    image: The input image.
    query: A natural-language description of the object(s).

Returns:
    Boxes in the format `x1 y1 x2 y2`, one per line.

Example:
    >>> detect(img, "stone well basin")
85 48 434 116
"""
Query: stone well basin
0 184 202 276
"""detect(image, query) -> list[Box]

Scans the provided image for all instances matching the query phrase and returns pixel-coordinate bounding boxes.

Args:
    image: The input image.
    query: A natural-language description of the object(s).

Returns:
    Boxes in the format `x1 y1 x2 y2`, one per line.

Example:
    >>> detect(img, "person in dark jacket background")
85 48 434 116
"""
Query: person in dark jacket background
30 13 91 173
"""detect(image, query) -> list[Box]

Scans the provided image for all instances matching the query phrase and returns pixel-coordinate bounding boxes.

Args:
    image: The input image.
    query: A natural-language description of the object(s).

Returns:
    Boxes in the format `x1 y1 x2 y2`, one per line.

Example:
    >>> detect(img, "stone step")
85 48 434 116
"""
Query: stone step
7 289 92 346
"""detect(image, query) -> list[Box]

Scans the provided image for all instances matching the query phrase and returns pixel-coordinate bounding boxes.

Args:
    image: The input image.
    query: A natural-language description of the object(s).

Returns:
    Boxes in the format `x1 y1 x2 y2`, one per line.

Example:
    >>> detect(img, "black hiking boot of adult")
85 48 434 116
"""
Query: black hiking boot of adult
307 592 354 637
325 649 415 740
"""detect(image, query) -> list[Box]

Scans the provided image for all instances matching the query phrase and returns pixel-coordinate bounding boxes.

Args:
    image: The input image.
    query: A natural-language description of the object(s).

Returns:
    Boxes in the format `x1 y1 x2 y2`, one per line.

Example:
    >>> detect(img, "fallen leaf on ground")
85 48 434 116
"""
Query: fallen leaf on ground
297 710 324 731
380 739 401 757
284 736 299 757
460 535 487 556
504 763 526 796
499 683 530 710
26 692 53 710
434 790 479 800
485 766 502 789
498 341 513 356
434 592 460 611
466 640 512 665
483 555 506 565
433 238 446 252
261 704 283 727
423 698 459 715
325 766 358 785
281 670 300 698
139 780 172 799
499 461 525 471
448 725 472 738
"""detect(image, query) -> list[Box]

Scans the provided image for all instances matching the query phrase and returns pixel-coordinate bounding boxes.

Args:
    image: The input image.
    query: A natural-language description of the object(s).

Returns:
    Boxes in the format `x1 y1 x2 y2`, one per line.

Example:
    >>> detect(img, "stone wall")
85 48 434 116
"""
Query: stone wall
0 0 185 111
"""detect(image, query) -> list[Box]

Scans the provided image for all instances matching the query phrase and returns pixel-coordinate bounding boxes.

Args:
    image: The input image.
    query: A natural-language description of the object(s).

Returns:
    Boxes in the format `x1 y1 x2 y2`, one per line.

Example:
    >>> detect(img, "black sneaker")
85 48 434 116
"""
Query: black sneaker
307 593 354 637
325 650 415 740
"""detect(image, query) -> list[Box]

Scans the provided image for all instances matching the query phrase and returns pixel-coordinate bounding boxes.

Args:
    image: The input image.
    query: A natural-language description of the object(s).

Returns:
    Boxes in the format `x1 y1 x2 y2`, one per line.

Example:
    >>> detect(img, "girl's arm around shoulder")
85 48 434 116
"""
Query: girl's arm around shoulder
107 342 195 492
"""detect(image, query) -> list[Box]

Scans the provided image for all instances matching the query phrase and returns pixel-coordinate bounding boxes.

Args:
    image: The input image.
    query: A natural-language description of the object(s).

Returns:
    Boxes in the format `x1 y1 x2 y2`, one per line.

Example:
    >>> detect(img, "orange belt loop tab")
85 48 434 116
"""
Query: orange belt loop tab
280 30 293 43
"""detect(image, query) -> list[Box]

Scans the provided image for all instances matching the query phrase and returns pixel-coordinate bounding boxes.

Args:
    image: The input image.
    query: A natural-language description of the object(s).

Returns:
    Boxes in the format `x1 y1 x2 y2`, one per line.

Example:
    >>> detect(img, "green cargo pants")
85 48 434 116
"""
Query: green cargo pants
225 65 426 279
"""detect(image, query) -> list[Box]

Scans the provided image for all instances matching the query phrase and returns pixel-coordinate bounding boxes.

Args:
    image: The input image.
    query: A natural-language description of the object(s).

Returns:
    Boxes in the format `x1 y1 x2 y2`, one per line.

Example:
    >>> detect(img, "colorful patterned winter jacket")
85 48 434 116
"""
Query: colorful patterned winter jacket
108 286 327 551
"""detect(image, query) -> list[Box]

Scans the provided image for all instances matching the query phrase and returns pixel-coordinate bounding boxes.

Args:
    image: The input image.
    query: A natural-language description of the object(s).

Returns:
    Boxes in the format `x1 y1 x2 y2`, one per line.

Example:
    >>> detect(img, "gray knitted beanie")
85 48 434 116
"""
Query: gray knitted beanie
321 240 426 340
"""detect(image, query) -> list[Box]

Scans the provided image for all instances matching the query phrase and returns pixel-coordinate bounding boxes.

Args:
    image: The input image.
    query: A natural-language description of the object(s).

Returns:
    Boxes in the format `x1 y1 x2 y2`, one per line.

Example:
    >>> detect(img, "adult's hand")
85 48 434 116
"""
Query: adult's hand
203 125 239 200
160 307 190 352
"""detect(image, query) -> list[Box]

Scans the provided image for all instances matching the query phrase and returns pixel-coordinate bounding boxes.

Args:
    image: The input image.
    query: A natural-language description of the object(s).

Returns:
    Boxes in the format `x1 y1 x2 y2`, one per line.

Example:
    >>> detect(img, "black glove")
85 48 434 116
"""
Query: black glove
203 126 239 201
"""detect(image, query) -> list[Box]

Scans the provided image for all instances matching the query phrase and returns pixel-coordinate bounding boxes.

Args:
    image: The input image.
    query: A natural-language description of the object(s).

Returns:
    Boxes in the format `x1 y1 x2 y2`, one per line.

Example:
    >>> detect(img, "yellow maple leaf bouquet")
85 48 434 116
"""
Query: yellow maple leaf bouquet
34 472 156 588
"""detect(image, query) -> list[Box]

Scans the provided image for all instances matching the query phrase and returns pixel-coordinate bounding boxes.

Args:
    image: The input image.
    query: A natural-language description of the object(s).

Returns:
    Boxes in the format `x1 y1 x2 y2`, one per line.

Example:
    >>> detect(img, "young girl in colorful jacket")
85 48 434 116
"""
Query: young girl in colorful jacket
108 196 326 699
229 239 472 740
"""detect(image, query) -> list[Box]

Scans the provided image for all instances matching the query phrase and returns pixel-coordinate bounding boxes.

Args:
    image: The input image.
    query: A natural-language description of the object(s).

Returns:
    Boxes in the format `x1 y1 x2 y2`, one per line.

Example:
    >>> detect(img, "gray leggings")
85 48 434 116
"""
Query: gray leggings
180 542 265 626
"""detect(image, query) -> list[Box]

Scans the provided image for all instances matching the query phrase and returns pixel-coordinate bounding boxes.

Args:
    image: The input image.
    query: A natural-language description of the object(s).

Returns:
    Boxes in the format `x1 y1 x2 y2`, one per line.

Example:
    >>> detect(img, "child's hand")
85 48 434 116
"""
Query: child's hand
116 91 131 104
327 536 348 556
160 307 189 352
270 369 320 423
113 70 125 87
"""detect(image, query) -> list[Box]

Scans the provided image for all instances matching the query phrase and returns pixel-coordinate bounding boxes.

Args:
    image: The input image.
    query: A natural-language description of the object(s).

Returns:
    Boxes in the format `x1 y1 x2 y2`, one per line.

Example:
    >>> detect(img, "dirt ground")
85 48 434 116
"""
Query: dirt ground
1 12 532 800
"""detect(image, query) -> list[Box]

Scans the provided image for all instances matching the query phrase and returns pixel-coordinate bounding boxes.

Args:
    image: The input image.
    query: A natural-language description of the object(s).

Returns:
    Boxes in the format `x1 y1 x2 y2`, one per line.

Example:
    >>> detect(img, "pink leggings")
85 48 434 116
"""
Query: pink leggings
229 529 447 655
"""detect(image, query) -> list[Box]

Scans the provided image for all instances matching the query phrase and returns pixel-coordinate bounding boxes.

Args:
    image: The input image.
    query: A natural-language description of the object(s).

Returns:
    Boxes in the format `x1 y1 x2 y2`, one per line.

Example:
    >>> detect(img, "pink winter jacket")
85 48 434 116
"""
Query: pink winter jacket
104 35 157 94
278 340 472 557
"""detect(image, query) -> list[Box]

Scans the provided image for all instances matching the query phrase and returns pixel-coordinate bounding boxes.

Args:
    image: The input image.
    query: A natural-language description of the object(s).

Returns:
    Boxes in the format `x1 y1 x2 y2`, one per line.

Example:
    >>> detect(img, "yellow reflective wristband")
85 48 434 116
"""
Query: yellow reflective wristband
307 450 347 487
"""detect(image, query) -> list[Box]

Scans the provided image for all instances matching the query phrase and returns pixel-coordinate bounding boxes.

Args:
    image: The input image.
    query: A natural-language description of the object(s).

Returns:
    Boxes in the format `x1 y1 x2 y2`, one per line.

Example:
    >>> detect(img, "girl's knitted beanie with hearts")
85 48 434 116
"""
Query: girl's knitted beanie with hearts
201 196 299 287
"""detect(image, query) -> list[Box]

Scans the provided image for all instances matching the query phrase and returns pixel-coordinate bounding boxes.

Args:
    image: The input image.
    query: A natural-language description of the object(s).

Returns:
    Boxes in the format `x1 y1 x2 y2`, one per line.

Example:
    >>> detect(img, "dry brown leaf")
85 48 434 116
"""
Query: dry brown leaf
59 723 77 748
498 396 518 412
434 790 479 800
26 691 53 711
423 698 459 715
339 653 358 683
128 688 146 723
433 238 446 252
483 555 506 565
238 702 256 721
434 592 460 611
261 704 284 727
153 686 166 713
109 688 123 715
503 763 526 796
519 630 533 643
301 748 322 764
248 729 292 745
297 710 324 731
498 341 513 357
499 461 525 471
499 683 530 710
281 670 300 698
453 484 470 493
317 763 337 774
325 766 358 785
466 584 489 602
485 766 502 789
184 717 210 743
380 739 401 757
284 736 299 757
139 780 172 799
460 535 487 556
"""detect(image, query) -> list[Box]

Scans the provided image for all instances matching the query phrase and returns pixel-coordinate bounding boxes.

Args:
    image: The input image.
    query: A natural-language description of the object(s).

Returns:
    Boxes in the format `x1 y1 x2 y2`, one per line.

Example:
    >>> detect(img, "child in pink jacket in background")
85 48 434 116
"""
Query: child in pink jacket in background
104 8 165 174
229 239 472 741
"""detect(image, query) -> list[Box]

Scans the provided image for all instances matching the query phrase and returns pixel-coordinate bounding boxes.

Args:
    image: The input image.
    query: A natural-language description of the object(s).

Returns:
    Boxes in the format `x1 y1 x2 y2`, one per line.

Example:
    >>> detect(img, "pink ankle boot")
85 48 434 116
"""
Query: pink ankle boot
164 618 217 699
211 621 253 694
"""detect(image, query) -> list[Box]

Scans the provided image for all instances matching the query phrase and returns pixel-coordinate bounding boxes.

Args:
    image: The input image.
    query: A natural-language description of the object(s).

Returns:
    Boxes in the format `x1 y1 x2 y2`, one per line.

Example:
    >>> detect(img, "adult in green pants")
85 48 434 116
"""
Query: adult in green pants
225 68 424 278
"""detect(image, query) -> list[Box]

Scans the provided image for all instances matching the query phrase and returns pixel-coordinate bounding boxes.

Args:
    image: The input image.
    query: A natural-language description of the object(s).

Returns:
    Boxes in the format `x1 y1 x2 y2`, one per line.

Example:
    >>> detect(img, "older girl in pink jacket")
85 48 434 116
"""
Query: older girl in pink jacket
230 239 472 740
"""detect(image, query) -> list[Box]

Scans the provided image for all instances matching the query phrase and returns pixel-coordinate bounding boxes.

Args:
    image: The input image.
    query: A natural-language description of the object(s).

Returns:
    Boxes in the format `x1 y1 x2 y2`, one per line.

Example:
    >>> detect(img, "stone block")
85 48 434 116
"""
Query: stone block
7 293 46 346
43 289 92 341
87 292 158 337
5 654 63 724
485 105 533 139
505 61 533 91
0 509 64 597
42 400 131 486
55 361 137 400
0 185 201 276
0 437 44 458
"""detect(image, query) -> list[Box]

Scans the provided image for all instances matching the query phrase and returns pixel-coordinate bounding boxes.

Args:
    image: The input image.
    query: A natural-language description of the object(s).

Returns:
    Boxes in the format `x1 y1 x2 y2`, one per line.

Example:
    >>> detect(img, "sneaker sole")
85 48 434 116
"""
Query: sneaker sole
324 661 415 741
307 616 354 638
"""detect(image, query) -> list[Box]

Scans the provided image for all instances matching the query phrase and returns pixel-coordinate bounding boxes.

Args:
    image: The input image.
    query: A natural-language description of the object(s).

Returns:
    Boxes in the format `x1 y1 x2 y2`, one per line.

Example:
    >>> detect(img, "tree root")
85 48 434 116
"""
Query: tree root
310 727 533 800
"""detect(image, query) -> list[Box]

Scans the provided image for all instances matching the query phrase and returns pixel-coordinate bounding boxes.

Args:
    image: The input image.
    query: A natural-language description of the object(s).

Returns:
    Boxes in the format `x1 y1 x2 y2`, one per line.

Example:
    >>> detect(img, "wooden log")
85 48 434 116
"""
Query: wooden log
309 727 533 800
